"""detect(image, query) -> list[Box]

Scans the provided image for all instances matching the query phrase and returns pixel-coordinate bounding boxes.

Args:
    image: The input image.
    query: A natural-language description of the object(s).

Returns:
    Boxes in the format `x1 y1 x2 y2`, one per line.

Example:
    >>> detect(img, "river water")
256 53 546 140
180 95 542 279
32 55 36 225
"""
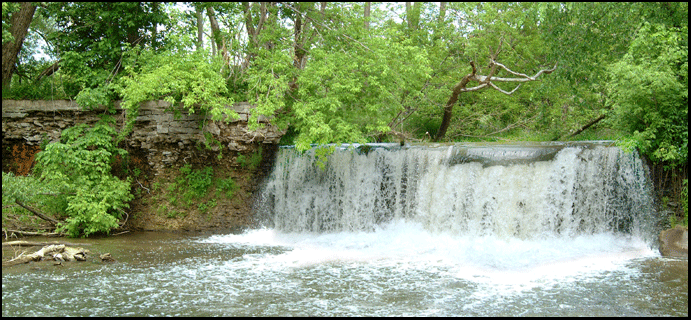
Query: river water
1 229 687 316
2 143 688 316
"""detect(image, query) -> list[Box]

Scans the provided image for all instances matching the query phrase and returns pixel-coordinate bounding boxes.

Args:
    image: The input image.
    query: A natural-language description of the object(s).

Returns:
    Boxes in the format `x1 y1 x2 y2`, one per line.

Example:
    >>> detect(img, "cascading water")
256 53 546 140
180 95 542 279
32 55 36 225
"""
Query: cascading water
4 142 685 317
256 142 657 242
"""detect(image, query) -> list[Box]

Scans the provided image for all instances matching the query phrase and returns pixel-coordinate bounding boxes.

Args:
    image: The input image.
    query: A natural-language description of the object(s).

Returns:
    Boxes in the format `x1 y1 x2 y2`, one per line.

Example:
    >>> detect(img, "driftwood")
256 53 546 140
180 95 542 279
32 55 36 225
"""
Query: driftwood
3 244 89 267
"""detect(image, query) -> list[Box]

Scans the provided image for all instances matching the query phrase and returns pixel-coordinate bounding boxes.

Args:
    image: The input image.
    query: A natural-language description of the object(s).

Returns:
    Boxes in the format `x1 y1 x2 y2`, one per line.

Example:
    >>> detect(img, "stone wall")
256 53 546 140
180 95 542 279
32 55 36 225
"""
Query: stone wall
2 99 286 175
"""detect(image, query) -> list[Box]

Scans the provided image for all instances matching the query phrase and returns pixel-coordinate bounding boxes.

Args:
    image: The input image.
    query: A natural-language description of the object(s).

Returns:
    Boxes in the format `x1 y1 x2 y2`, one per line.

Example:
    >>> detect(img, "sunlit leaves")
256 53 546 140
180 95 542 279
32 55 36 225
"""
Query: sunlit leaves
31 117 134 237
607 22 688 166
118 49 238 138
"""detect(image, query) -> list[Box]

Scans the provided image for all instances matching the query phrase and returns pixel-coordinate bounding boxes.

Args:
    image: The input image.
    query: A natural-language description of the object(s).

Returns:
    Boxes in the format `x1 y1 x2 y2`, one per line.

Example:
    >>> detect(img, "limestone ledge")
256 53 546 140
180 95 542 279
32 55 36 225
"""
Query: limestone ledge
2 99 285 150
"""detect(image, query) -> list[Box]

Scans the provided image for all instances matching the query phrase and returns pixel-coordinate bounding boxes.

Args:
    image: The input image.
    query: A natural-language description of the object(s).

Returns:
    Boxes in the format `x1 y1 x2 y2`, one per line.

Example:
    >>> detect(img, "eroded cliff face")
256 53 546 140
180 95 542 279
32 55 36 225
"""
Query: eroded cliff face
2 99 285 232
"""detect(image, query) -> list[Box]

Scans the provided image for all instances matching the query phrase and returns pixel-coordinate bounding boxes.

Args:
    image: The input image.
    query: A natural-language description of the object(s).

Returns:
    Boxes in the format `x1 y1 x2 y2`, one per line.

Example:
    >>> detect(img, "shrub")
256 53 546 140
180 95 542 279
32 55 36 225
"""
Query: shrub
31 117 133 237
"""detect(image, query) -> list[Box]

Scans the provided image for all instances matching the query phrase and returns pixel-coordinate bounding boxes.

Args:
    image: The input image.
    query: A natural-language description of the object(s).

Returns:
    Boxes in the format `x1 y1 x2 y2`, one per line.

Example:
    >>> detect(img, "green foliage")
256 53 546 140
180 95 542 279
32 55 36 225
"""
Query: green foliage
3 2 688 171
75 85 117 112
177 164 214 201
2 171 67 220
289 29 431 151
197 198 217 215
47 2 166 70
158 165 238 218
607 22 688 167
179 165 213 197
314 145 336 171
217 177 238 199
236 147 263 171
117 49 238 138
670 179 689 228
28 117 133 237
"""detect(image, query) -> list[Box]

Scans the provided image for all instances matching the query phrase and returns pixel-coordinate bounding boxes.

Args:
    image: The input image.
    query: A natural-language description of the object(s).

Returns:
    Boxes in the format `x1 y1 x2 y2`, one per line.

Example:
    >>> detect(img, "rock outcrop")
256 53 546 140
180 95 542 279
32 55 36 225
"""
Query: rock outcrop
2 99 286 232
2 99 286 176
659 225 688 259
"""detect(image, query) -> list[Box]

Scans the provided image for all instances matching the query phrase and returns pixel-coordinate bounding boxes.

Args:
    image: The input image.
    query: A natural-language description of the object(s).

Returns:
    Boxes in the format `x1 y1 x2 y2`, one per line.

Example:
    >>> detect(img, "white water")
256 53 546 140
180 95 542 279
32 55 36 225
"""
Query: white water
201 221 657 294
212 142 661 298
257 143 656 239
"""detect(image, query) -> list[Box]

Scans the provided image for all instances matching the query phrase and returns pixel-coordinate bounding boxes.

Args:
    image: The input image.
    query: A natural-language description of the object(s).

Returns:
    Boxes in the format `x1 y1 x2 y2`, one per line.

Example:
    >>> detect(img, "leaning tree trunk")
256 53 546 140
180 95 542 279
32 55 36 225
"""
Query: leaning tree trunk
436 62 478 141
2 2 37 89
434 40 557 141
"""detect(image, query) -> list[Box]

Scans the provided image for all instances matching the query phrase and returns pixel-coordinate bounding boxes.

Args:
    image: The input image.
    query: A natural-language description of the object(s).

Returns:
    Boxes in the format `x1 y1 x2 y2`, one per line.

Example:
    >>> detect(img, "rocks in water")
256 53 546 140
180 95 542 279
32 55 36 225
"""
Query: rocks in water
659 225 688 259
100 253 115 263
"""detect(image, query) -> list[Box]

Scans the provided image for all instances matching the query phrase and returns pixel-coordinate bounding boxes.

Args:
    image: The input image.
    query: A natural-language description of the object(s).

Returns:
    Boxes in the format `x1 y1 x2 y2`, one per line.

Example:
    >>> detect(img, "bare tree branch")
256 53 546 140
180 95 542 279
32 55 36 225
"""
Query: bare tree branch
488 82 521 95
434 41 557 141
458 83 489 92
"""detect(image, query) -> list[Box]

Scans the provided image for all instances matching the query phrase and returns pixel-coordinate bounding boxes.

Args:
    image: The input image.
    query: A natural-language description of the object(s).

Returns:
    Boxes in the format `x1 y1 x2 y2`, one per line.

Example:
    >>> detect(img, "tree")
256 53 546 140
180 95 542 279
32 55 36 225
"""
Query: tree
435 40 557 141
45 2 166 88
606 22 688 166
2 2 37 89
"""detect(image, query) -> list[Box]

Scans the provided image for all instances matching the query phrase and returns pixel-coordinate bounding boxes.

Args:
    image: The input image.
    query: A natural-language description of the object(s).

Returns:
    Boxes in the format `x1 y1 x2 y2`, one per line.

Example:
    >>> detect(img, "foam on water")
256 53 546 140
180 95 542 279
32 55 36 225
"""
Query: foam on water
225 142 661 291
200 219 658 293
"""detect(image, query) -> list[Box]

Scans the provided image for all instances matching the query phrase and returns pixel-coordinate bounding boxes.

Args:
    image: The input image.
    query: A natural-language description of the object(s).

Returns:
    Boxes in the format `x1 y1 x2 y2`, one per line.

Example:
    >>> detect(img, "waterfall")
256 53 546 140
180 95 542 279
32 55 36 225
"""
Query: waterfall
256 142 657 243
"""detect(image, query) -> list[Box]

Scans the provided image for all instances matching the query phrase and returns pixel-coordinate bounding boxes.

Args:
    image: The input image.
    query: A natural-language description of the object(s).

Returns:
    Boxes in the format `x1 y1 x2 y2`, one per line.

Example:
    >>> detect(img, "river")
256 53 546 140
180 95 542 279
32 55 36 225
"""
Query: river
1 229 687 316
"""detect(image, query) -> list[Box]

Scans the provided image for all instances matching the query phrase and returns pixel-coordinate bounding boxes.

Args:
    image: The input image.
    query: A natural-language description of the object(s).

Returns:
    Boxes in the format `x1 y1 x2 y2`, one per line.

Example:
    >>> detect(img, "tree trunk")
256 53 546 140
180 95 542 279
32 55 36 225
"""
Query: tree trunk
435 63 476 141
434 49 556 141
207 6 223 56
439 2 447 22
2 2 37 90
364 2 371 30
195 5 204 51
150 2 160 48
405 2 421 31
15 200 59 225
242 2 271 68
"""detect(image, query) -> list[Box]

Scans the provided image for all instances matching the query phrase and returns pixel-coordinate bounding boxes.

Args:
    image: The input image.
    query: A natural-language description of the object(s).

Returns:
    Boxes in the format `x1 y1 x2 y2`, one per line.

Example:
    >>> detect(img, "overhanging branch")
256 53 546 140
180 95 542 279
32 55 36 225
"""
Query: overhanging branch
434 42 558 142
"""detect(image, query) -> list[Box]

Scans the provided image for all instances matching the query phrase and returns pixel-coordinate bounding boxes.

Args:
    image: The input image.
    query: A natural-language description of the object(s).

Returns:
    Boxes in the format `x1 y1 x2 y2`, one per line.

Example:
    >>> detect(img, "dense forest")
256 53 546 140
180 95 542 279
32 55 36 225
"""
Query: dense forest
2 2 688 236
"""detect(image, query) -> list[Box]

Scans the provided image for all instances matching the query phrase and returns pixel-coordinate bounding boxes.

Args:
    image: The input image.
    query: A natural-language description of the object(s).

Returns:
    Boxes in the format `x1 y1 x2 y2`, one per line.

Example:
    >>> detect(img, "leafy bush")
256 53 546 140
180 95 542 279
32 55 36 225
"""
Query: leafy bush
217 177 238 199
607 22 688 167
117 49 239 138
177 164 214 201
679 179 688 227
236 147 263 171
30 117 133 237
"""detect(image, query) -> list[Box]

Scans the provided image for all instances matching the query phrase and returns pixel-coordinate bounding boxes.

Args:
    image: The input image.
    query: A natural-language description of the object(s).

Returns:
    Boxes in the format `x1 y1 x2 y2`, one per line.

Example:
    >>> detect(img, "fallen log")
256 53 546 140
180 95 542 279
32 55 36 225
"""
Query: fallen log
3 229 63 238
14 200 59 225
2 240 92 247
